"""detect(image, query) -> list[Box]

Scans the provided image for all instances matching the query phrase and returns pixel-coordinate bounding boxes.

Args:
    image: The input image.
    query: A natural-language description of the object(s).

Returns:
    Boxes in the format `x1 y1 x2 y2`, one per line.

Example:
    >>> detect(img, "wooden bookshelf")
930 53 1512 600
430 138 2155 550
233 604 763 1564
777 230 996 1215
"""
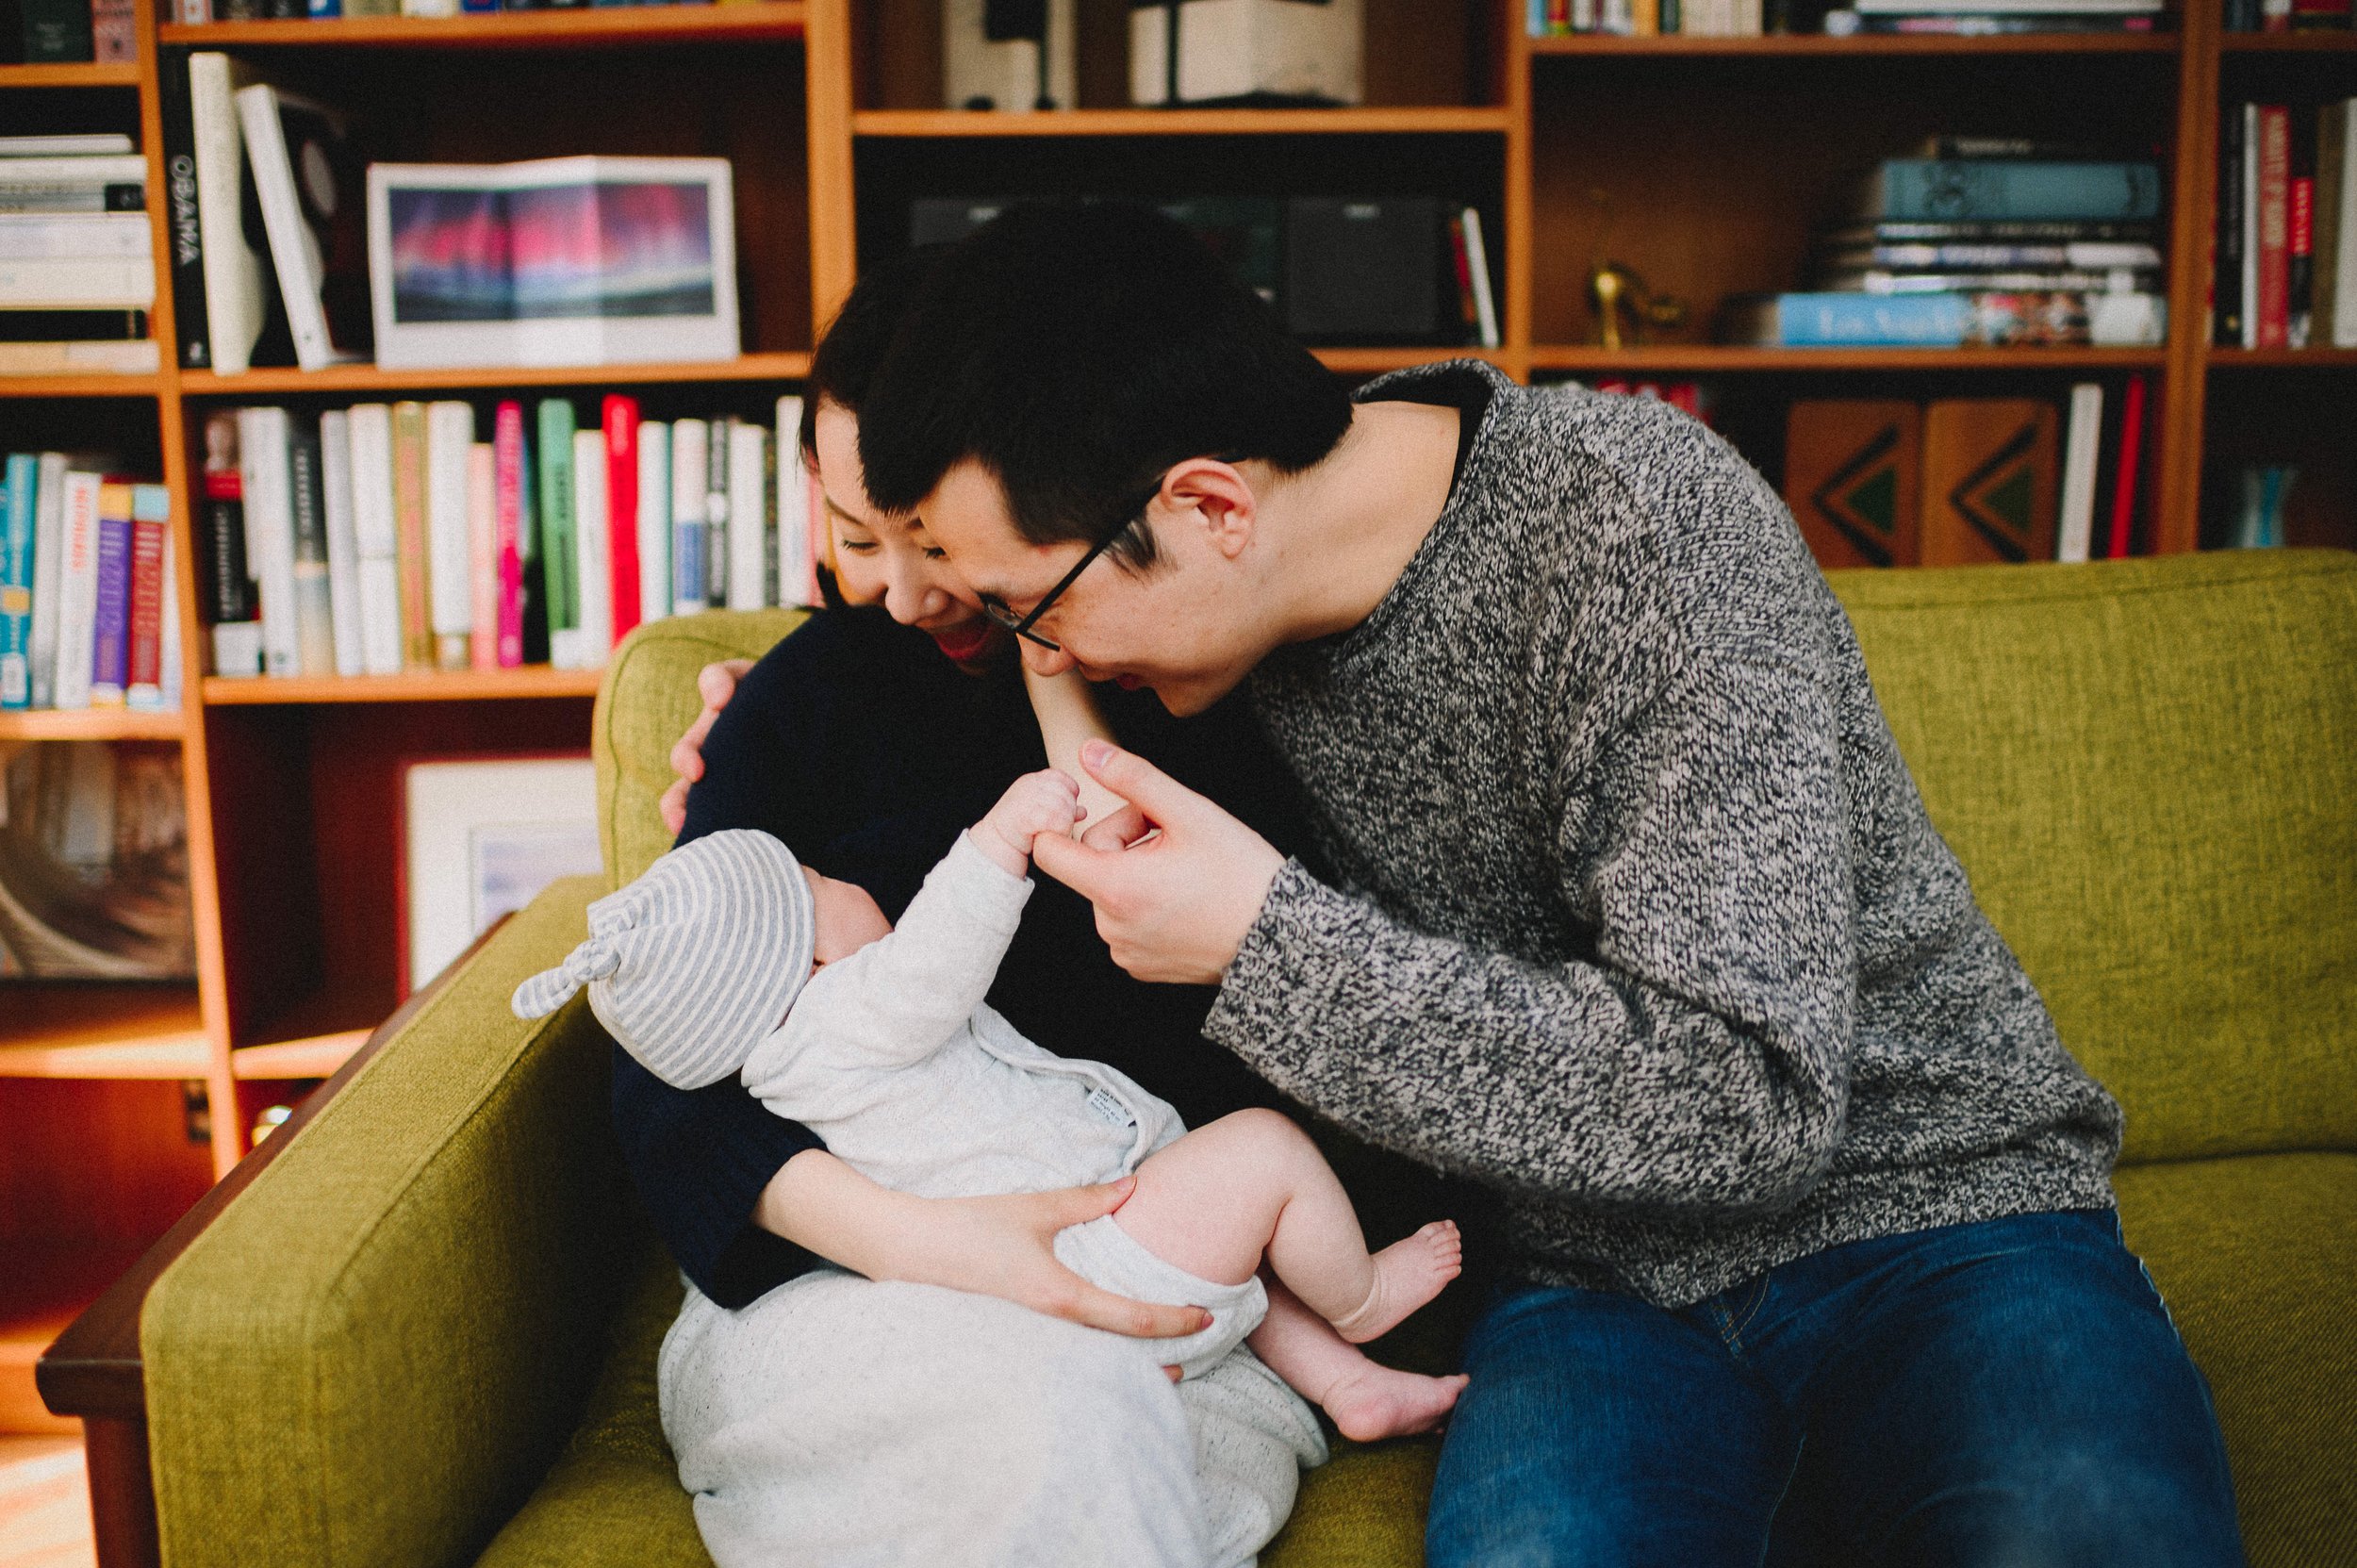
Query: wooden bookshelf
0 61 141 87
0 708 184 741
852 106 1515 137
0 373 165 398
201 668 605 703
178 352 815 397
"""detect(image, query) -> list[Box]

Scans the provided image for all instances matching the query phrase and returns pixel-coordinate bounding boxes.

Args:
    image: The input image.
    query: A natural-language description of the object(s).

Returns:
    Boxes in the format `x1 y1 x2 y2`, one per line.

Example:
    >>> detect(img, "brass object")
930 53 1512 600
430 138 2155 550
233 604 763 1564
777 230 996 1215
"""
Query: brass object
1585 188 1688 350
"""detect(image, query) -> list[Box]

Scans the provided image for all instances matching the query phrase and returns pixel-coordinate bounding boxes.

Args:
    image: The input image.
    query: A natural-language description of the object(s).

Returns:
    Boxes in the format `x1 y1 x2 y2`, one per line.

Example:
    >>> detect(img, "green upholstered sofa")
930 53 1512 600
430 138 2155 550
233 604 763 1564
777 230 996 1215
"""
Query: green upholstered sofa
71 550 2357 1567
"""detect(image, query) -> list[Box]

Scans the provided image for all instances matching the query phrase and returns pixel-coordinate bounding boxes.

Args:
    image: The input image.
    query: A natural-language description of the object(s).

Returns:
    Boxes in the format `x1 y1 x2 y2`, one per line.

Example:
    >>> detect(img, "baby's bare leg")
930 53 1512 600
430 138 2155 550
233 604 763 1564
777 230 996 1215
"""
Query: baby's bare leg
1248 1279 1468 1442
1113 1109 1462 1344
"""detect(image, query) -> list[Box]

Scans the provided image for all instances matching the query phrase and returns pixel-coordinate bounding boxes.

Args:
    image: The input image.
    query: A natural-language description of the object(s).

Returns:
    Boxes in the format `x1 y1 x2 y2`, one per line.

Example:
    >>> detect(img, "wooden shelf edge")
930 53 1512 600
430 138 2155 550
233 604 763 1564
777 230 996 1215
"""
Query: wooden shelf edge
0 1035 210 1080
0 707 185 740
0 61 143 87
178 351 811 396
2217 31 2357 51
158 1 805 48
1314 346 1508 371
1527 31 2180 56
232 1032 367 1081
0 373 163 398
1527 344 2174 371
852 106 1514 138
2206 346 2357 367
203 668 604 702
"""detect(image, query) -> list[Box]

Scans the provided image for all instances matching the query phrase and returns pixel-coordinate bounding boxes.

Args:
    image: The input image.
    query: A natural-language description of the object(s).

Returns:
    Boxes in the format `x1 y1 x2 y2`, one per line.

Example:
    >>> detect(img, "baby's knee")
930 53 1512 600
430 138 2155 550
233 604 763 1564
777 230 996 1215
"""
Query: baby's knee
1199 1107 1320 1170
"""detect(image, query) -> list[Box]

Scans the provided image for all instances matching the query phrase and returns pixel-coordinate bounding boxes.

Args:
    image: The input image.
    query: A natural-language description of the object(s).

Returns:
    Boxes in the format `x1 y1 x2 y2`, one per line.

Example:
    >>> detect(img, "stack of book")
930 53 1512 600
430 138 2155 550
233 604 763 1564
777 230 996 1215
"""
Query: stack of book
1527 0 1778 36
2215 99 2357 351
2224 0 2350 32
0 136 159 376
1820 0 2160 35
0 454 181 713
6 0 134 62
176 0 729 19
1722 140 2169 348
201 392 820 684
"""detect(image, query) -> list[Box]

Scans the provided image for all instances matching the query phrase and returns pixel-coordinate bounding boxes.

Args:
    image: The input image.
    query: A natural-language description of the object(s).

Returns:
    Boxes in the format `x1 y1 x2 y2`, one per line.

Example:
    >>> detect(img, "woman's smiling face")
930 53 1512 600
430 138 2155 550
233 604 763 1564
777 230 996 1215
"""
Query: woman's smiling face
812 399 1006 670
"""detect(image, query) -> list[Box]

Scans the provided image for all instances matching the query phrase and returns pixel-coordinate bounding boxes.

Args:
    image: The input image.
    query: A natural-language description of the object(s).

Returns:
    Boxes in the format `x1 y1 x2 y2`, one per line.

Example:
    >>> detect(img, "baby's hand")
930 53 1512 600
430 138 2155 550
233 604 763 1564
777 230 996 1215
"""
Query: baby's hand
973 770 1082 877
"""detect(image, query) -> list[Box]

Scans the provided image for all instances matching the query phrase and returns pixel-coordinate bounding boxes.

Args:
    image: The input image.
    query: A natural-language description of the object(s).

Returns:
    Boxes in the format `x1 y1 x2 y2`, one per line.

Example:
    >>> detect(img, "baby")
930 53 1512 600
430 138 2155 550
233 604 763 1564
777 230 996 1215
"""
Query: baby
515 768 1467 1443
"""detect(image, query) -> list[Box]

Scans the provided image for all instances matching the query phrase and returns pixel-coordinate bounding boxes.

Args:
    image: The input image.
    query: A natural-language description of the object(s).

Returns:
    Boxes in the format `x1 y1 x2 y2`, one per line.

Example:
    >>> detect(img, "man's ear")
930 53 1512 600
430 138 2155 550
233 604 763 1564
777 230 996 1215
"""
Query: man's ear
1161 458 1257 560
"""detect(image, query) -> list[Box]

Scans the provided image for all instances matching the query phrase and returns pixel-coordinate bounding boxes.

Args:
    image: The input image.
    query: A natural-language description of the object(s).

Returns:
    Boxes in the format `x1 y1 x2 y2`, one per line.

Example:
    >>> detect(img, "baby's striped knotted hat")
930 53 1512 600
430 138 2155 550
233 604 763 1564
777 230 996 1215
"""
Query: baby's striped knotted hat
511 829 816 1091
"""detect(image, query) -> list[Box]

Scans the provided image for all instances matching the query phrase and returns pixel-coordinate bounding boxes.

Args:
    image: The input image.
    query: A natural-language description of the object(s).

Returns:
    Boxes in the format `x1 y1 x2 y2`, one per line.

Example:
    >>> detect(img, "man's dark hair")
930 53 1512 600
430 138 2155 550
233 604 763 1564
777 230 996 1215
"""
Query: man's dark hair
857 201 1352 569
797 244 943 456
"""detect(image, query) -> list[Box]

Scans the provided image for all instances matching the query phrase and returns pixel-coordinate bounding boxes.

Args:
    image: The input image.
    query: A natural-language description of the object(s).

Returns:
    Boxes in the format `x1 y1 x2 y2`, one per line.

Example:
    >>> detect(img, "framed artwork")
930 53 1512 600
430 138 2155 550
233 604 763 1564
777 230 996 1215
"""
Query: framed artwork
367 156 740 371
400 753 602 995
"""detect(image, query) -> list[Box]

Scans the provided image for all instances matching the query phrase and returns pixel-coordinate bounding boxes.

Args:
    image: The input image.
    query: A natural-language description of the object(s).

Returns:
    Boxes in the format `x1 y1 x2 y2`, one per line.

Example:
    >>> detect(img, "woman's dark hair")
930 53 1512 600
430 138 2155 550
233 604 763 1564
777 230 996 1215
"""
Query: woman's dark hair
797 245 945 456
856 202 1352 569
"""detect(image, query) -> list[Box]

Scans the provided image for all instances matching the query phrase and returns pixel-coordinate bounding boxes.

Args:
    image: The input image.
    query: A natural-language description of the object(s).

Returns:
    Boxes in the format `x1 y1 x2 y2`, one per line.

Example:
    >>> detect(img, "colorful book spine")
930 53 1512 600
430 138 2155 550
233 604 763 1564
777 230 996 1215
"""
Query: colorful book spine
126 483 169 708
346 403 404 677
603 395 642 646
469 441 497 671
0 454 34 707
158 524 181 710
705 417 732 610
392 401 434 670
670 419 708 616
2256 105 2292 349
2107 372 2148 558
200 422 261 679
90 480 134 704
571 429 611 668
27 452 68 707
536 399 579 668
51 470 104 708
426 400 476 670
318 410 365 678
636 419 670 627
494 402 526 668
2289 103 2316 349
288 417 335 677
1867 161 2164 223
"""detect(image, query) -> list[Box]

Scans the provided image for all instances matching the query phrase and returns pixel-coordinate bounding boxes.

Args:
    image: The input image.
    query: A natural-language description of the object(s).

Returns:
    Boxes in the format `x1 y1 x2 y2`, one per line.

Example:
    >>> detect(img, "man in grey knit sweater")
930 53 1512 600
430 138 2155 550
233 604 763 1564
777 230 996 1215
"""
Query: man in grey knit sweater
838 203 2247 1565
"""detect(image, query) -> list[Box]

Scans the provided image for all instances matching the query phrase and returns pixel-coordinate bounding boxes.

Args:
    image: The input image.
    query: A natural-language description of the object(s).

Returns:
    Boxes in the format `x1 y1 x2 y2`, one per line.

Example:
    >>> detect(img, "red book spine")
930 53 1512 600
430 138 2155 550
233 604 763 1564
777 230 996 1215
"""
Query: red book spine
2256 105 2292 349
603 395 642 644
2107 373 2147 559
494 401 525 668
126 501 166 695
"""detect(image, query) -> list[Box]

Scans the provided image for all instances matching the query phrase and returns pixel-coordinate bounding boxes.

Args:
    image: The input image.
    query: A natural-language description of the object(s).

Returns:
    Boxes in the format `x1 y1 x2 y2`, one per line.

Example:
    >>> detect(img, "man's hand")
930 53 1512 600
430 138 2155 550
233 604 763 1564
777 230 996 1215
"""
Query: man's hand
660 658 755 834
1030 740 1285 985
972 769 1082 878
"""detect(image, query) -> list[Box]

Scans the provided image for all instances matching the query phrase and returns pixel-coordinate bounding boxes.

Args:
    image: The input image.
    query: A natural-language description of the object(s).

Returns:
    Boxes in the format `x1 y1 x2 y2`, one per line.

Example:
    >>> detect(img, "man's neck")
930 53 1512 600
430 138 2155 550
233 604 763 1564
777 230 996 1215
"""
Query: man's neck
1259 399 1465 647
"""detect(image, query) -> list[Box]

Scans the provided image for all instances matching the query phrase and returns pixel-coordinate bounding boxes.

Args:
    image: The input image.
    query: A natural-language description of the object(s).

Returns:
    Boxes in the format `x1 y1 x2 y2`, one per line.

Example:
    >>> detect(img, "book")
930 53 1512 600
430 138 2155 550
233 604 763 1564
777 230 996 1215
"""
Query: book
2106 372 2148 557
2255 104 2291 349
2055 382 2103 563
90 480 134 704
425 400 475 670
1783 402 1921 569
91 0 135 64
2227 465 2296 548
188 55 272 376
2290 103 2316 348
318 409 364 678
287 419 335 676
468 441 496 670
234 83 371 371
726 420 768 612
1721 290 2166 346
0 454 33 707
669 419 707 616
1920 399 2058 566
774 397 816 609
235 404 299 678
705 417 732 609
50 469 102 707
2322 101 2355 348
1849 160 2164 223
125 484 169 708
1816 239 2164 272
0 135 135 157
1810 268 2165 295
20 0 93 62
536 400 579 668
1462 206 1500 351
571 429 611 668
602 395 641 646
0 256 152 308
26 451 66 707
2217 101 2247 346
198 413 260 678
635 417 669 627
157 526 181 711
0 309 147 340
391 400 432 669
493 401 525 668
0 340 158 375
156 26 210 370
2242 103 2261 348
346 403 403 676
0 214 151 260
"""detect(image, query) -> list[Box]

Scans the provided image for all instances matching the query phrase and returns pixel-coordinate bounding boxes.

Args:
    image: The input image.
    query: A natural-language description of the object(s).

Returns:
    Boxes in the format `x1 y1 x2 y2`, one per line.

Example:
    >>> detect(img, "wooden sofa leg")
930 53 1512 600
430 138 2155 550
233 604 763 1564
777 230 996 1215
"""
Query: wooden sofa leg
82 1416 159 1568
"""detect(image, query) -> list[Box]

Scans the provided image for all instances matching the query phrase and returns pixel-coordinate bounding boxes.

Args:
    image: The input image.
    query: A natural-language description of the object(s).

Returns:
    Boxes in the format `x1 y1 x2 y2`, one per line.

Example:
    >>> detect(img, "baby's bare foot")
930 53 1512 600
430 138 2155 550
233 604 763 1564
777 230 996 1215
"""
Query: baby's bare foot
1331 1220 1463 1345
1322 1367 1469 1443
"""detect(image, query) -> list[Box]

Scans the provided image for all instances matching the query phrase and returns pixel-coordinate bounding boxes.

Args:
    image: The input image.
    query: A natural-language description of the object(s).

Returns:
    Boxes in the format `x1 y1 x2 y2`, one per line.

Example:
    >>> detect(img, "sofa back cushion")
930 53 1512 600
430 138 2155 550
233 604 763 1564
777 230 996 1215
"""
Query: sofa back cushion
1829 551 2357 1164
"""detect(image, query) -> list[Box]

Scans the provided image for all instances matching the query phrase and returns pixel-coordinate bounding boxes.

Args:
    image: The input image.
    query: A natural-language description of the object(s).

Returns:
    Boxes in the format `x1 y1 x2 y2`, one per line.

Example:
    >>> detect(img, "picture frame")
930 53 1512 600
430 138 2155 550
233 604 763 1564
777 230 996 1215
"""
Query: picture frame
367 155 740 371
399 753 602 995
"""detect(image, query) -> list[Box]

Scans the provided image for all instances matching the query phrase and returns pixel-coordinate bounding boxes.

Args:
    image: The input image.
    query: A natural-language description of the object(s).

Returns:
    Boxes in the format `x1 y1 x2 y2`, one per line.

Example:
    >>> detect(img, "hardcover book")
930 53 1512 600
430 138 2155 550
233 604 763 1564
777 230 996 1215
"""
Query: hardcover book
1920 399 2060 566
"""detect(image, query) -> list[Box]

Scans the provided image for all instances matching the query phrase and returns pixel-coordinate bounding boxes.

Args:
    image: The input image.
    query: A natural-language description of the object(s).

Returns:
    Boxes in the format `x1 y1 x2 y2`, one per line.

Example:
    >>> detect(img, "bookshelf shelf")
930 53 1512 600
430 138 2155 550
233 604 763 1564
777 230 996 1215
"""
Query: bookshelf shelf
157 2 806 50
1527 345 2173 372
231 1033 365 1081
2206 348 2357 367
0 708 184 741
202 668 604 702
851 107 1514 138
0 373 164 398
1315 347 1511 372
178 352 814 397
0 62 143 88
1526 32 2181 58
2217 33 2357 52
0 987 208 1081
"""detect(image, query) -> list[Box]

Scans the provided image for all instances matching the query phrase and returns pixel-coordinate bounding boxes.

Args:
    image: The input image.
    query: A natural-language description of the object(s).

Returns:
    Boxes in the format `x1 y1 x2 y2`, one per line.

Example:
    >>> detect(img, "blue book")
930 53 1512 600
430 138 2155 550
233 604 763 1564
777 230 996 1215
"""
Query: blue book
0 454 35 709
1723 290 2167 348
307 0 340 17
1859 161 2164 223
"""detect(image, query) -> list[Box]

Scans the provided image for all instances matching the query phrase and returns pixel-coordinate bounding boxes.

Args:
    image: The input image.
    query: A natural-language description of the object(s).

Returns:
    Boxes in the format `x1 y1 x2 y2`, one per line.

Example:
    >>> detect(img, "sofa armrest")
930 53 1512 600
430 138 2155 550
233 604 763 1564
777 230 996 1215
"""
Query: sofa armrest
92 878 631 1568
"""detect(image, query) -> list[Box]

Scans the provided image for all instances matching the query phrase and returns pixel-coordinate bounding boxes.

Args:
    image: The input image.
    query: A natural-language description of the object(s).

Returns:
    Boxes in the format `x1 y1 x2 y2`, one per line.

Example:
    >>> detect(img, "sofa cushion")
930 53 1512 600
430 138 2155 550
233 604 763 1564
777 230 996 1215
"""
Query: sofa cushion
1828 552 2357 1164
2115 1150 2357 1568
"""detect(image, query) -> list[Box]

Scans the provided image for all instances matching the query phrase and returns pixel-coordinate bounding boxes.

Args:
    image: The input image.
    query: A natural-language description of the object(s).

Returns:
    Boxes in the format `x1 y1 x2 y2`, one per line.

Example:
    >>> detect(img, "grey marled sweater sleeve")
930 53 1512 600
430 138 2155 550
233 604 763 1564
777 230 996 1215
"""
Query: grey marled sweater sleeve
1206 362 2119 1308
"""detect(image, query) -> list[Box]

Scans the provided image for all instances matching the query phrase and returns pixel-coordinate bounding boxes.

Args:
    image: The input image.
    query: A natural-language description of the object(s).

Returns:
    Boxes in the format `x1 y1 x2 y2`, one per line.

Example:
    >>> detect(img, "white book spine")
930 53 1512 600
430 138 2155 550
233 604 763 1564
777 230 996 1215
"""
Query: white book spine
775 397 813 608
0 258 154 307
189 55 263 377
50 470 102 710
571 429 611 667
636 421 670 626
236 405 299 679
234 84 333 373
669 420 708 618
157 526 181 710
317 410 364 677
727 421 769 611
468 442 497 668
26 451 67 708
2337 100 2357 350
2242 104 2260 352
424 400 475 668
705 418 732 609
346 403 403 677
0 215 152 261
1461 207 1500 351
2055 382 2103 565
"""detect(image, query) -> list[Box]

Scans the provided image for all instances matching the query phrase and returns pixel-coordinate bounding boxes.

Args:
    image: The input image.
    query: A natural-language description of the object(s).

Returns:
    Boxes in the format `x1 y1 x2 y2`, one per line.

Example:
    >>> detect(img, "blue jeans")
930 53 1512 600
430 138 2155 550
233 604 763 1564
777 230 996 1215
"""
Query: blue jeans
1426 1210 2245 1568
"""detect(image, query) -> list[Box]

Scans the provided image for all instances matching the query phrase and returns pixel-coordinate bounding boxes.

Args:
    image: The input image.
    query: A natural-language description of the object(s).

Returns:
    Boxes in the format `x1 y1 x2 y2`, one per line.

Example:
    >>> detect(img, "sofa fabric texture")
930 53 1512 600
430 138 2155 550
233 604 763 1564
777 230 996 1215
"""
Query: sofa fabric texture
138 550 2355 1568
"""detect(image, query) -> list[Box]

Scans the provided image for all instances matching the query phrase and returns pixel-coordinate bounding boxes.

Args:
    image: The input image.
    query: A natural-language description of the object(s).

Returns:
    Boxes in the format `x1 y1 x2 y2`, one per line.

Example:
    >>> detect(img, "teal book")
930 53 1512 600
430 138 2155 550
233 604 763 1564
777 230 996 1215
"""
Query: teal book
1 454 36 709
536 399 578 668
1857 161 2164 223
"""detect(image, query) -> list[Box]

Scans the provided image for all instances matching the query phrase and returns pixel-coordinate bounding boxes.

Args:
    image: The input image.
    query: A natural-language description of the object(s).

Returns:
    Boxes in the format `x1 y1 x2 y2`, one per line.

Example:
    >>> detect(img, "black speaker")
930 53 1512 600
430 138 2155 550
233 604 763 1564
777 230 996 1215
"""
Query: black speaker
1284 196 1442 343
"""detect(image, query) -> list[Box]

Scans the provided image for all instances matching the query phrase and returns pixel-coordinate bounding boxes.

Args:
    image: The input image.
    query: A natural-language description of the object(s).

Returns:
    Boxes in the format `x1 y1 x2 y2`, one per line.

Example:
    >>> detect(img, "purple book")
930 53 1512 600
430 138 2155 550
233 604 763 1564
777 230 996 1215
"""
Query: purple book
90 479 134 704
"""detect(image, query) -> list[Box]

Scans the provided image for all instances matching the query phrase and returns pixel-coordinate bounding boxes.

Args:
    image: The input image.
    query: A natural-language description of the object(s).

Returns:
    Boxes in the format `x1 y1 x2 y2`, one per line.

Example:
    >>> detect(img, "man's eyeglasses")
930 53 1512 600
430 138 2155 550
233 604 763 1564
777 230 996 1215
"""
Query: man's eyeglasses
978 457 1238 653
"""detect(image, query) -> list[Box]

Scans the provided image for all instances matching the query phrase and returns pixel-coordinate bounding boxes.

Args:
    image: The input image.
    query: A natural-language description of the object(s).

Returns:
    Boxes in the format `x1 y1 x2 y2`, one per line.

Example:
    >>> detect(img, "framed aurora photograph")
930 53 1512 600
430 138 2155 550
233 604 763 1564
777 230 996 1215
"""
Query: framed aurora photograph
366 155 740 371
